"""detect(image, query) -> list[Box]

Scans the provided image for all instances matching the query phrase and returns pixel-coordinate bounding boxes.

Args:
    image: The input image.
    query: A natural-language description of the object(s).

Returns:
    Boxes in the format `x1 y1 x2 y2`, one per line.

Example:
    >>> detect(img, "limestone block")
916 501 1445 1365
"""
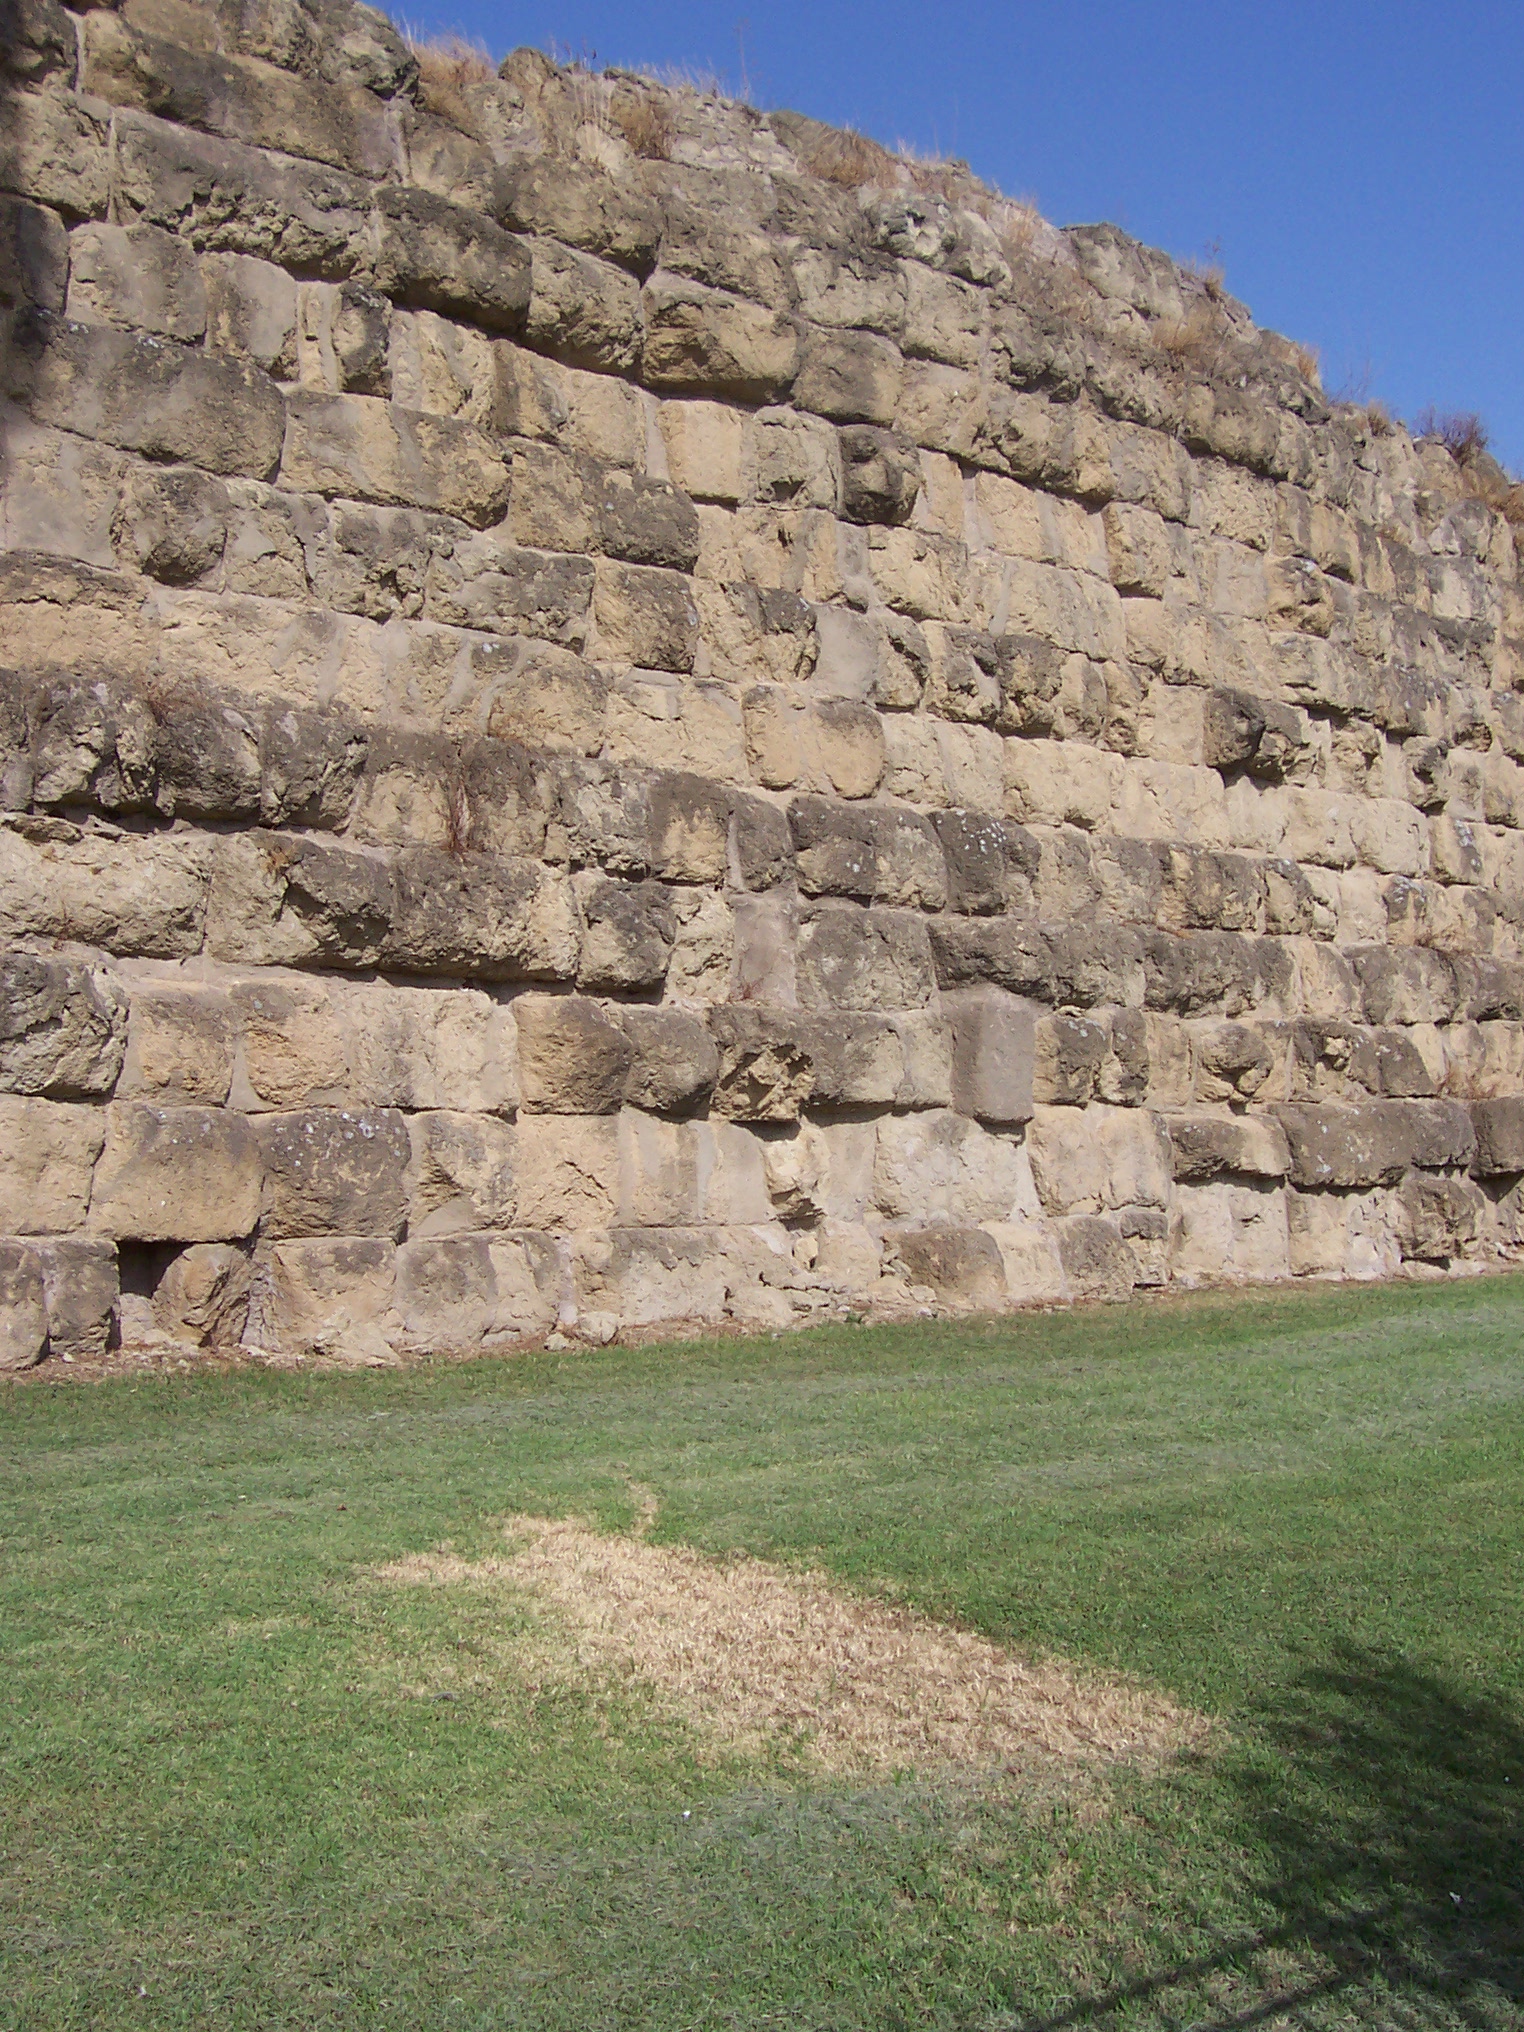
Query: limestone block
486 658 608 757
1003 739 1121 831
494 155 663 272
0 86 110 220
984 1220 1070 1307
90 1102 260 1242
253 1107 411 1239
38 1235 119 1359
576 876 675 993
617 1109 701 1226
743 686 805 789
0 953 127 1098
813 1217 886 1295
1271 1098 1475 1189
66 220 207 341
1164 1113 1290 1181
664 887 734 1003
802 1014 904 1109
1286 1187 1400 1281
112 110 371 275
797 904 934 1012
891 1224 1006 1311
1395 1170 1487 1262
571 1226 728 1327
708 1007 814 1123
839 426 921 526
788 796 944 908
1053 1214 1136 1301
151 1241 252 1349
658 399 744 504
1102 502 1172 596
280 392 510 526
392 1235 495 1350
616 1006 718 1115
6 307 285 477
425 538 596 645
1193 1020 1276 1104
368 186 530 333
593 561 700 672
246 1236 395 1358
929 913 1050 999
743 407 840 509
793 328 903 426
595 469 702 572
1469 1097 1524 1176
1353 946 1458 1026
515 994 633 1113
1025 1105 1172 1215
202 252 299 375
730 892 798 1005
114 462 230 584
0 1095 104 1234
1033 1012 1107 1106
642 273 800 403
0 1238 46 1370
120 984 235 1105
524 238 641 371
407 1112 516 1238
82 14 394 176
486 1233 562 1339
1171 1181 1289 1284
385 852 580 982
873 1110 1025 1223
691 1119 770 1224
942 985 1036 1126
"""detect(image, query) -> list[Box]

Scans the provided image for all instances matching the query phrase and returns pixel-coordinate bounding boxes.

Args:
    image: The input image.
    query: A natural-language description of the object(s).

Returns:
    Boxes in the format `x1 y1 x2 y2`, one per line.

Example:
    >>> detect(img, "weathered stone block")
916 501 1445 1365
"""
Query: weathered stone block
1026 1105 1173 1215
0 192 66 312
1395 1170 1487 1262
513 1114 619 1228
38 1235 119 1360
90 1102 260 1242
1469 1098 1524 1176
0 1093 103 1234
794 329 903 425
66 220 207 340
873 1109 1025 1222
0 1237 46 1369
407 1112 516 1238
1054 1214 1135 1301
6 307 285 477
515 994 633 1114
253 1107 411 1239
152 1241 252 1349
576 877 675 993
641 273 800 402
942 984 1036 1126
392 1234 496 1350
525 238 641 370
838 426 921 526
617 1007 718 1115
1272 1099 1476 1189
892 1224 1006 1310
797 904 934 1011
708 1007 815 1123
120 984 234 1105
593 560 699 672
247 1236 395 1359
0 953 127 1098
280 392 510 525
385 852 579 981
1164 1113 1290 1181
371 187 531 332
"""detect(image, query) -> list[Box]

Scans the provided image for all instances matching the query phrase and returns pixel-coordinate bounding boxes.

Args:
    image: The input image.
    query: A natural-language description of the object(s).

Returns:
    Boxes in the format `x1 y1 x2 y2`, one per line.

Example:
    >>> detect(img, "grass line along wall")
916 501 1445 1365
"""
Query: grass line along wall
1 0 1523 1366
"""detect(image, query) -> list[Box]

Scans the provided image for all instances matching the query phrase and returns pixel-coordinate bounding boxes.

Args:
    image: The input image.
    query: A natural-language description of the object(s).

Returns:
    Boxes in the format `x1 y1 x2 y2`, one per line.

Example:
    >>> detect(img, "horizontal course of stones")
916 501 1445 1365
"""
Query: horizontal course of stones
2 0 1523 1365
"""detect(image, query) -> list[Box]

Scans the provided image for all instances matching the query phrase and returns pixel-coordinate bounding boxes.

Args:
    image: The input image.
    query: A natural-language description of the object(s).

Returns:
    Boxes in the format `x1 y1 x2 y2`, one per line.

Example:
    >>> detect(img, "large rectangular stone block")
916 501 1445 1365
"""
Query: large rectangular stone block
0 1095 105 1234
280 392 510 525
1272 1099 1476 1189
253 1107 411 1239
0 953 127 1098
371 187 531 332
90 1102 260 1242
5 308 286 477
942 985 1035 1127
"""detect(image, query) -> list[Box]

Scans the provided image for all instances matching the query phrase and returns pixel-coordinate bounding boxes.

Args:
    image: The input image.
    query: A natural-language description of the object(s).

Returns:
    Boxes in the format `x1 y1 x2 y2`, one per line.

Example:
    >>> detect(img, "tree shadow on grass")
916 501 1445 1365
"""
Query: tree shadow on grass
1011 1644 1524 2029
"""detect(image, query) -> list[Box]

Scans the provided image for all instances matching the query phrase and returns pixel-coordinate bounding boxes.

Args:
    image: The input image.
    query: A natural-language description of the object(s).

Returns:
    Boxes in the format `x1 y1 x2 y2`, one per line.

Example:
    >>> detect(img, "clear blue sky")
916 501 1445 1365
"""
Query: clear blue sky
404 1 1524 473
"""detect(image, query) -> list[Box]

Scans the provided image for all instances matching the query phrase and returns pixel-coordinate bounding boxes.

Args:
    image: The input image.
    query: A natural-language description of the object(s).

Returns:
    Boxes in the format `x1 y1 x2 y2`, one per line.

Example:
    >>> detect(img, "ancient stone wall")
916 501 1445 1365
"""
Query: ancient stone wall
3 0 1524 1366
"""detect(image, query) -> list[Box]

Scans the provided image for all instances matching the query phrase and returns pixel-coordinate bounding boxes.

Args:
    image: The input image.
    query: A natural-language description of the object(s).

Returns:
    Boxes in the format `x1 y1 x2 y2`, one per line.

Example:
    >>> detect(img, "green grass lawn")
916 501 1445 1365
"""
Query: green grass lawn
4 1277 1523 2030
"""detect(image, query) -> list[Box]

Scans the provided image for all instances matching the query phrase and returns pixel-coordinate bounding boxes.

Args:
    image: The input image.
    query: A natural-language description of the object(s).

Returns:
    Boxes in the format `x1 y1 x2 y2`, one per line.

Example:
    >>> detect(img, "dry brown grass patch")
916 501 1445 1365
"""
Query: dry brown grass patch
406 33 495 125
378 1516 1213 1777
610 88 675 161
806 127 898 191
1154 298 1230 370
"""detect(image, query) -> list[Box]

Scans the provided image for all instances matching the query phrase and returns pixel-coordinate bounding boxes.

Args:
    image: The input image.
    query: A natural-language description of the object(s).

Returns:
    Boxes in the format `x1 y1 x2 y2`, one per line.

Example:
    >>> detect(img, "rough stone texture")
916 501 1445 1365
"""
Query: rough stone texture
4 0 1524 1363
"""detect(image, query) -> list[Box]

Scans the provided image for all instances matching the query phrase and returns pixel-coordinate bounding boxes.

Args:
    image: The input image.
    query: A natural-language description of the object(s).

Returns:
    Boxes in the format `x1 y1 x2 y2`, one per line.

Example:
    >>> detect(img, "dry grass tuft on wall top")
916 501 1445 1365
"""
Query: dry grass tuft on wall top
378 1515 1214 1776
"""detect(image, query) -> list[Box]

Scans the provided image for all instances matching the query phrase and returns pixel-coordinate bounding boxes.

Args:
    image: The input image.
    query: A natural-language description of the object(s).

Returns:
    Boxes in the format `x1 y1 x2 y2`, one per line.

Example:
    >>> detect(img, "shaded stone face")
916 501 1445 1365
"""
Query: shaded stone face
4 0 1524 1358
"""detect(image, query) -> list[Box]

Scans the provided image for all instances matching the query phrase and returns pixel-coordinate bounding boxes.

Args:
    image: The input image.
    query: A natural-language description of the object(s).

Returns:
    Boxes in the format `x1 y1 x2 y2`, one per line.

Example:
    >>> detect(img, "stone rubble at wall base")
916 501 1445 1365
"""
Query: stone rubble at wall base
2 0 1524 1367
